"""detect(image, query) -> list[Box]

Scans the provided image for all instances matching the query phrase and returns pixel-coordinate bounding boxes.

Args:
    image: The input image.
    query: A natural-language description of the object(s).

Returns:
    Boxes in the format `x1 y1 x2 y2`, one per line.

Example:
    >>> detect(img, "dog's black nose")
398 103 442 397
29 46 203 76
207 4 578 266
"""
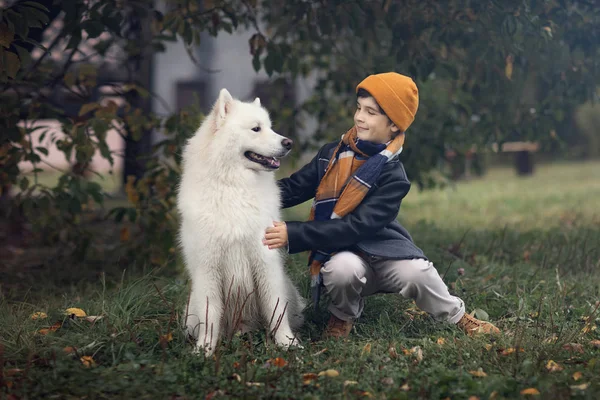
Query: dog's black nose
282 138 293 150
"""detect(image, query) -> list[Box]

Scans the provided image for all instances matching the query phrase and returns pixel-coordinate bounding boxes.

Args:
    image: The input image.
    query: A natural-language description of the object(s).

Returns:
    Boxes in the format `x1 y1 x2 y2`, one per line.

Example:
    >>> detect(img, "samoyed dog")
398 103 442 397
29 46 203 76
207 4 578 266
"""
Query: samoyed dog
177 88 305 356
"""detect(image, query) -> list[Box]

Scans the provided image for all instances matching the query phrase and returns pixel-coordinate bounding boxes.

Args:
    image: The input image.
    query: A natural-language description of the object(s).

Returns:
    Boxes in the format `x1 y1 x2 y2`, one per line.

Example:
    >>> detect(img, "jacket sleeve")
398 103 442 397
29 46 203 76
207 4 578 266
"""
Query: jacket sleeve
277 147 323 209
285 170 410 254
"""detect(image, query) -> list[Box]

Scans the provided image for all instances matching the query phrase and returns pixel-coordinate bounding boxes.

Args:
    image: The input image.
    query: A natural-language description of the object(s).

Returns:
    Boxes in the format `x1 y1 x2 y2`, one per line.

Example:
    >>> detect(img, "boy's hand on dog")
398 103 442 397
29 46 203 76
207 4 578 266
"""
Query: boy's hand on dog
263 221 288 249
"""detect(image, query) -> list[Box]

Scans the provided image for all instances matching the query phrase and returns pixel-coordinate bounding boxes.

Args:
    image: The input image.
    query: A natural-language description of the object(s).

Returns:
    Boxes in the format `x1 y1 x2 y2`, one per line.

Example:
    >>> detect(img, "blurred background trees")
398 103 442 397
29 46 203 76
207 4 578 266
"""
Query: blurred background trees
1 0 598 267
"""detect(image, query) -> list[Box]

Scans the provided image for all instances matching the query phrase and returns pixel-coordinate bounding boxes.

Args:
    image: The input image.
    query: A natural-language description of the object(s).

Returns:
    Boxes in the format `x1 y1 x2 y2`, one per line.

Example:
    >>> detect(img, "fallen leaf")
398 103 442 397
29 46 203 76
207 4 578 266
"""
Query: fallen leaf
520 388 540 395
233 361 240 369
590 340 600 348
468 368 488 377
570 383 589 391
361 342 372 356
313 348 327 356
468 397 480 400
120 226 130 242
318 369 340 378
500 347 524 356
400 383 410 391
229 373 241 382
543 336 558 344
84 315 104 323
489 391 499 399
303 373 318 385
205 390 226 400
563 343 584 354
356 391 373 398
4 380 13 389
160 332 173 343
545 360 563 372
572 371 583 381
63 346 77 355
388 346 398 359
30 312 47 320
80 355 96 368
271 357 287 367
65 308 87 317
410 346 423 362
485 344 493 351
344 380 358 387
4 369 23 377
246 382 263 387
505 55 514 80
381 377 394 385
38 321 61 335
437 337 446 345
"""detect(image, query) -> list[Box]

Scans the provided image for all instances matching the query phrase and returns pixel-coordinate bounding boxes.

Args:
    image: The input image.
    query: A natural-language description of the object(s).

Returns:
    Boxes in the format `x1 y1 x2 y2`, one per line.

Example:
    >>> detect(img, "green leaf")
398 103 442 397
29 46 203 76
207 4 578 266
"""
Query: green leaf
21 1 50 12
82 20 104 39
79 102 101 116
13 44 32 68
0 22 14 48
5 51 21 78
19 177 29 191
35 146 49 156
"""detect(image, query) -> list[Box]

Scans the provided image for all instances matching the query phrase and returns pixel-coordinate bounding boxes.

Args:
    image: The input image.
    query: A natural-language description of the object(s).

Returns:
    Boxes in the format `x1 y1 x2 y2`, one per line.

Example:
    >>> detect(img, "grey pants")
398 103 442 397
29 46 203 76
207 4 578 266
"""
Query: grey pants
321 251 465 323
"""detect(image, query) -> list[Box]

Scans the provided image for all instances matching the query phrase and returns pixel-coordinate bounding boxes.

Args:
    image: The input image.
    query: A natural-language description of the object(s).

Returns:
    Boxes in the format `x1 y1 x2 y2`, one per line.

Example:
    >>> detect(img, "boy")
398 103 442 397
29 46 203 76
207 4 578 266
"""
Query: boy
263 72 500 338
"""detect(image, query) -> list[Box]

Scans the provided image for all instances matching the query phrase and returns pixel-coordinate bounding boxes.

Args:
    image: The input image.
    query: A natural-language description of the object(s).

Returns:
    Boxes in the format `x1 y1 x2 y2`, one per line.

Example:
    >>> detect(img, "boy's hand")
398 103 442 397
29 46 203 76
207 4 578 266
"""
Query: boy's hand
263 221 288 249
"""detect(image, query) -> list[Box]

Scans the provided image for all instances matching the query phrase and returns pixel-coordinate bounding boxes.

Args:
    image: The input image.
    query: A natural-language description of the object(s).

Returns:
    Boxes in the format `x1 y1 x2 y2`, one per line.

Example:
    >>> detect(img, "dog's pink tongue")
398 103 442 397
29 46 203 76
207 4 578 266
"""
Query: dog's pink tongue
270 158 280 168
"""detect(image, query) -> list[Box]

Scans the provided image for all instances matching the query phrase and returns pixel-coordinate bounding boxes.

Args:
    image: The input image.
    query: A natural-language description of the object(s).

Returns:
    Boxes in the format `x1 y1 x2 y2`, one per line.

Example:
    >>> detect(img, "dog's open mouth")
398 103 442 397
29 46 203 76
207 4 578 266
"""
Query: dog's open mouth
244 151 281 169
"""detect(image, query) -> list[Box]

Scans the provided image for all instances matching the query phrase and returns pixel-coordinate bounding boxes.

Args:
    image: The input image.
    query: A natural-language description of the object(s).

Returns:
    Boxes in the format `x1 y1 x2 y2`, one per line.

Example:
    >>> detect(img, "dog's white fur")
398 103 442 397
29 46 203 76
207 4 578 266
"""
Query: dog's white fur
177 89 305 356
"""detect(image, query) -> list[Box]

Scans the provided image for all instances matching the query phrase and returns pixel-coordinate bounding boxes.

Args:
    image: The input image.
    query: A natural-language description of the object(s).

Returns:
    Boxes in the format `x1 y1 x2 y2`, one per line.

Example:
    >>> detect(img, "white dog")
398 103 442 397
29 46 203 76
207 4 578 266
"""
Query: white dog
177 88 305 356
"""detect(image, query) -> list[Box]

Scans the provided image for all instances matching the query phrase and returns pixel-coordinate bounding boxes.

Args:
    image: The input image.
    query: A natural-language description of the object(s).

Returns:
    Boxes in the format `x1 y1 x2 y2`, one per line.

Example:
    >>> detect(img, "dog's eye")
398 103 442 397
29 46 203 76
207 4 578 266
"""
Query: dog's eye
251 126 261 132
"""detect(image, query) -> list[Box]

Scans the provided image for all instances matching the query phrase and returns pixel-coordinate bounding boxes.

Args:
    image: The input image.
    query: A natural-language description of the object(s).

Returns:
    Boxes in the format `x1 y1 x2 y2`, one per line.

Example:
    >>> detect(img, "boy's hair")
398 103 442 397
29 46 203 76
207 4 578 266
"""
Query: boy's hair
356 88 399 137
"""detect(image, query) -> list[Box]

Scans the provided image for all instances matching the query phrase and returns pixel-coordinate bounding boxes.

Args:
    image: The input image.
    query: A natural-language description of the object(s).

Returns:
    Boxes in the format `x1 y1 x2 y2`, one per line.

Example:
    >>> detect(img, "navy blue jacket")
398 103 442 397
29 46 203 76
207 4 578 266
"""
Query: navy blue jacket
278 141 427 260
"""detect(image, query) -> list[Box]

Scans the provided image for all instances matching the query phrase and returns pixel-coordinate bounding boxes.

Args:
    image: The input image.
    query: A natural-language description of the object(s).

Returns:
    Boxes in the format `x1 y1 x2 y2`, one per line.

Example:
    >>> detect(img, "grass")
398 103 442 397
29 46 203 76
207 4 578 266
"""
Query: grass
2 161 600 399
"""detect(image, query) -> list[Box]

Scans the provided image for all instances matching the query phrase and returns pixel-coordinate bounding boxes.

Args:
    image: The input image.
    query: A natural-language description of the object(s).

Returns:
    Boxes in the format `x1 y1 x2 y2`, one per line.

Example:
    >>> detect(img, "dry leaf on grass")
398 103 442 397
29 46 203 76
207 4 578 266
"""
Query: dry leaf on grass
400 383 410 391
380 377 394 386
361 342 372 356
30 312 47 320
410 346 423 362
572 371 583 381
343 380 358 387
562 343 584 354
570 383 590 391
160 332 173 343
84 316 103 323
302 373 318 385
268 357 287 367
545 360 563 372
590 340 600 348
388 346 398 359
468 368 488 377
65 308 87 317
38 321 61 335
63 346 77 355
80 356 96 368
318 369 339 378
437 337 446 345
520 388 540 395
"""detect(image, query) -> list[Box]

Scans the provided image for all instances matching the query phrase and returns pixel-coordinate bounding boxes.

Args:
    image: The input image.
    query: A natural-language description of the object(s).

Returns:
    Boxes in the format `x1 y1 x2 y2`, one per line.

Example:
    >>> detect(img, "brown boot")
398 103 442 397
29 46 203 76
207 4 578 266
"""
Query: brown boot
457 312 500 336
322 314 353 339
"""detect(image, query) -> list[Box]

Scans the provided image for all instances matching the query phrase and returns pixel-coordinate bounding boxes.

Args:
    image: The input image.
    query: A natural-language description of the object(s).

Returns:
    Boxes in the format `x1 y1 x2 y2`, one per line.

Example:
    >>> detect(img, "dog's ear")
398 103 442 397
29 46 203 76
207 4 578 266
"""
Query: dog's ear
253 97 261 106
215 88 233 123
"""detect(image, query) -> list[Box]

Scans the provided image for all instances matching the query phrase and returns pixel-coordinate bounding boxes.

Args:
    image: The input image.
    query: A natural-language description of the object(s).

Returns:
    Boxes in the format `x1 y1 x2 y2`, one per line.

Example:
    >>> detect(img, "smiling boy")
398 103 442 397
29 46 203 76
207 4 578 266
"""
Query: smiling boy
264 72 500 338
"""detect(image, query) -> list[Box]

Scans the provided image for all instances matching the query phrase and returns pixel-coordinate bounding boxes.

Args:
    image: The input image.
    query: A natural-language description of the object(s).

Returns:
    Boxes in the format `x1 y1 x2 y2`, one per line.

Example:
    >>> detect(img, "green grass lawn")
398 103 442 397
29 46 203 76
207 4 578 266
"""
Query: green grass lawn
1 161 599 399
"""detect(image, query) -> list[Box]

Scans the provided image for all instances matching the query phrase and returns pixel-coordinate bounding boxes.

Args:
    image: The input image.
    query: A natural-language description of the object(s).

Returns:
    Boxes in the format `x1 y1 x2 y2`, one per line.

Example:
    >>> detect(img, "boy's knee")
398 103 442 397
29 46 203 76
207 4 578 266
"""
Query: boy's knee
386 258 433 286
322 252 366 288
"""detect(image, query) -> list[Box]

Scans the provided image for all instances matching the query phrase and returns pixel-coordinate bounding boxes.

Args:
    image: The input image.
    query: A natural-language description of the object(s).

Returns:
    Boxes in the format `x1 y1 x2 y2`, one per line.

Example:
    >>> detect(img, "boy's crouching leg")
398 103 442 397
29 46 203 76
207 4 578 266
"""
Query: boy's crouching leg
321 251 372 338
376 258 499 335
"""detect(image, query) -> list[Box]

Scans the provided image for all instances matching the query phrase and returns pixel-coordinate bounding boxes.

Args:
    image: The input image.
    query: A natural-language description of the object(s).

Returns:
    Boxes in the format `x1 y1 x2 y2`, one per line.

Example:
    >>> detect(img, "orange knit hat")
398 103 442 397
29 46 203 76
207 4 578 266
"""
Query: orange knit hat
356 72 419 132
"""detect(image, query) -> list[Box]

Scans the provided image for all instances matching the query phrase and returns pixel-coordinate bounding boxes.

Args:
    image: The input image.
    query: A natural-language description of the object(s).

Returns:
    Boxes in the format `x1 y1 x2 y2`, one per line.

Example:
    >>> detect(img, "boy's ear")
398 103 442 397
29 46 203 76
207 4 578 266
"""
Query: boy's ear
390 123 399 133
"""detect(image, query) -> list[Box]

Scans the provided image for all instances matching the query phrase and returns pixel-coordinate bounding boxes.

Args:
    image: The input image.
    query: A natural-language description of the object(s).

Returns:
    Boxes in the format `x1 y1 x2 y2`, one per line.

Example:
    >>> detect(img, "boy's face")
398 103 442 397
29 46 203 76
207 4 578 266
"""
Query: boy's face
354 96 399 144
